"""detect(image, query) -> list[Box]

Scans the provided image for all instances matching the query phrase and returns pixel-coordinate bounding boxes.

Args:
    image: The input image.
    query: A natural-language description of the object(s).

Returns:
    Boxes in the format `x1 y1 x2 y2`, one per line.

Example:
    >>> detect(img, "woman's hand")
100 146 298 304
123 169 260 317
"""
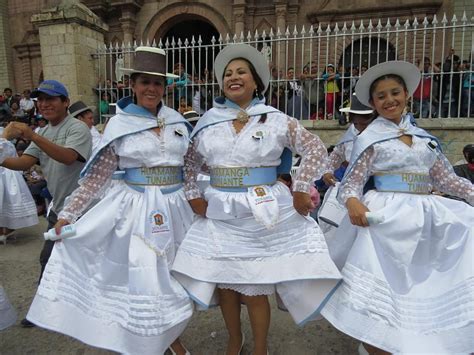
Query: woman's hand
322 173 337 186
346 197 370 227
293 191 314 216
189 198 208 217
54 219 70 236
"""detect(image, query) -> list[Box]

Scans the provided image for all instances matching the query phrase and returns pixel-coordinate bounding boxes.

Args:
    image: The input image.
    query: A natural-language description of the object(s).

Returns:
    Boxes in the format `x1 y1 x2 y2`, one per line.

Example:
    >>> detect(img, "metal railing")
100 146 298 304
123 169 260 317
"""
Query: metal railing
93 12 474 123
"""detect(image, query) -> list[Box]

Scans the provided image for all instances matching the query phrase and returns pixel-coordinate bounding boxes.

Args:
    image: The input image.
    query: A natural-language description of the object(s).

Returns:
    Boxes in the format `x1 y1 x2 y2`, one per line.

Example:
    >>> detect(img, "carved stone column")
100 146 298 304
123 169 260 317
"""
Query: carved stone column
275 4 287 70
119 5 137 45
232 0 246 36
31 1 108 104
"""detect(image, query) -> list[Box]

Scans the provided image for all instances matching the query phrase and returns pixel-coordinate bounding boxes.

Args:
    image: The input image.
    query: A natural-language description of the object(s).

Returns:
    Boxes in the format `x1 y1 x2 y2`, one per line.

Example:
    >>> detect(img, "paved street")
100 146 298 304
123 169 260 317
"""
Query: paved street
0 217 357 354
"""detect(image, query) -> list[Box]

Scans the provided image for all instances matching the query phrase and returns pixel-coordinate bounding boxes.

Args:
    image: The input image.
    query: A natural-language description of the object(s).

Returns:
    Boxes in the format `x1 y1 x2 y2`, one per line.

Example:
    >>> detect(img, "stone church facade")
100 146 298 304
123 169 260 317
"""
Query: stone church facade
1 0 471 92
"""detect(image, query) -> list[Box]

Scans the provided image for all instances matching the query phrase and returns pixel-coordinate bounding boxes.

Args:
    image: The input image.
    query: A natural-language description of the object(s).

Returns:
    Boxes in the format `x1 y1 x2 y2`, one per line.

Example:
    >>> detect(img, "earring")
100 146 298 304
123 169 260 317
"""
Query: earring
255 88 258 97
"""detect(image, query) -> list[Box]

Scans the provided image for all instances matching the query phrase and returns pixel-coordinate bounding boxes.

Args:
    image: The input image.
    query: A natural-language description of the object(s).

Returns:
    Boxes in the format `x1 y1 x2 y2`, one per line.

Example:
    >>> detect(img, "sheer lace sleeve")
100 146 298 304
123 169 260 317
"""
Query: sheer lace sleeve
324 144 345 174
286 116 328 193
430 154 474 205
338 147 375 204
58 146 118 223
183 136 204 200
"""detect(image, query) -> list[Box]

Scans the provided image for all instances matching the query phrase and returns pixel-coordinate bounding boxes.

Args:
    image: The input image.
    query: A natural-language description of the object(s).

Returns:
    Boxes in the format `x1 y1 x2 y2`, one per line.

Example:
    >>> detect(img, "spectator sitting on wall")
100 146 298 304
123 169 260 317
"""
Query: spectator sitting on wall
20 90 35 121
322 64 341 119
301 61 324 120
413 57 439 118
167 62 191 110
441 53 462 117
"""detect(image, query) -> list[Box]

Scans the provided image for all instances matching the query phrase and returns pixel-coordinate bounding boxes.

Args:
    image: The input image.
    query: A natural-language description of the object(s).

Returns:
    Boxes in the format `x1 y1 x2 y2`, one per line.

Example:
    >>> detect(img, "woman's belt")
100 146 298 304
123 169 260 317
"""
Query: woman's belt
373 173 431 194
122 166 183 193
210 166 277 192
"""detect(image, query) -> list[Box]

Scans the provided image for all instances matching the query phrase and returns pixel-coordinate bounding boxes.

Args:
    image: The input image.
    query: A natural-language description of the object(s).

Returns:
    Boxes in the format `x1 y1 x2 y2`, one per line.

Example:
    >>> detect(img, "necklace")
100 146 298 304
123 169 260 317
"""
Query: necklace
236 111 249 123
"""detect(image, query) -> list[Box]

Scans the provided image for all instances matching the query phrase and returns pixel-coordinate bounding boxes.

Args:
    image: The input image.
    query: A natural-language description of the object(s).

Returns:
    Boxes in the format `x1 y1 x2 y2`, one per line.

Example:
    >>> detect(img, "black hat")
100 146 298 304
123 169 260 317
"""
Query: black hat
339 93 373 115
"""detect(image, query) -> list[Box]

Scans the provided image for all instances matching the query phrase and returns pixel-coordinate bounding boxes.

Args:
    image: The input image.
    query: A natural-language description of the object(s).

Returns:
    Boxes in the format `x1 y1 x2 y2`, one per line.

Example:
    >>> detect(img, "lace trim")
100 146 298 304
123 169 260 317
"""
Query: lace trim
287 117 327 193
325 144 345 173
58 146 118 223
218 283 275 296
430 155 474 205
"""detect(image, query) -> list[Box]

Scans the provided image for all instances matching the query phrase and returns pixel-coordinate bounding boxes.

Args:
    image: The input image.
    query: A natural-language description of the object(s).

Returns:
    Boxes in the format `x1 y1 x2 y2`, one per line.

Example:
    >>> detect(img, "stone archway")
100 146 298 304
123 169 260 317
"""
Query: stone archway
142 2 231 43
340 37 396 69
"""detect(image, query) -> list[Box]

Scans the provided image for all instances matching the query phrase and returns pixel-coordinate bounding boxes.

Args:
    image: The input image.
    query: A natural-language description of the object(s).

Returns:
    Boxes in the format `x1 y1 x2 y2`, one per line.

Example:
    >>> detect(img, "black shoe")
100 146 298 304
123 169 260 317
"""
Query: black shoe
20 318 36 328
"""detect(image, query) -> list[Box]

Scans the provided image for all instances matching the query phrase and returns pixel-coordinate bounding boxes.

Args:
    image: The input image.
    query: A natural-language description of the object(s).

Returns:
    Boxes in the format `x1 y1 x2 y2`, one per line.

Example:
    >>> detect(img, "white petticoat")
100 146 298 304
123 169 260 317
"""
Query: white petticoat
172 182 342 325
27 182 194 355
0 167 38 229
0 285 17 331
321 190 474 354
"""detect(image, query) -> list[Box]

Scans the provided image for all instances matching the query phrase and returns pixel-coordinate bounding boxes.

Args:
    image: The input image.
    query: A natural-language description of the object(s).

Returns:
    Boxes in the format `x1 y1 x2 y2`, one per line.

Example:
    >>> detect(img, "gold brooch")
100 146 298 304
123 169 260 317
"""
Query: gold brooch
236 111 249 123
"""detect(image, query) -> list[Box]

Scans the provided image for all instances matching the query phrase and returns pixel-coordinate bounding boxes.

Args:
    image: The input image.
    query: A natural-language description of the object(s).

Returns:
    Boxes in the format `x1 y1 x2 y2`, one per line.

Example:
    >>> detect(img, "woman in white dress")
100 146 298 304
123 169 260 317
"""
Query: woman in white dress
321 61 474 354
0 127 38 244
172 44 341 355
25 47 194 355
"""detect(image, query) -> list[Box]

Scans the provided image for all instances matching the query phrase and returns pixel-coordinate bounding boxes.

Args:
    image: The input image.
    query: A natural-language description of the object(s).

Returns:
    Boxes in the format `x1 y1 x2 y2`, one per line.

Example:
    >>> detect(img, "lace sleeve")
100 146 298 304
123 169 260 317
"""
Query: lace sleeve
58 146 118 223
430 155 474 205
183 136 204 200
286 116 328 193
338 147 375 204
324 144 345 174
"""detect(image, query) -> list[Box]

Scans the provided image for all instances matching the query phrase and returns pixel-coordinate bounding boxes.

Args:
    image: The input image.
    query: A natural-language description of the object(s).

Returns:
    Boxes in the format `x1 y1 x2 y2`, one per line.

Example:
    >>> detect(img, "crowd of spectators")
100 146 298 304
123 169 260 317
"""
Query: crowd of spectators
93 49 473 122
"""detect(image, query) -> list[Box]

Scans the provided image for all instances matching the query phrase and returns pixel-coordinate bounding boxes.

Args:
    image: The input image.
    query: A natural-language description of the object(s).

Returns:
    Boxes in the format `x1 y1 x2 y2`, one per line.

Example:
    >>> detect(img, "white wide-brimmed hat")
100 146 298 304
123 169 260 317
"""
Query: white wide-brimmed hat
214 43 270 94
339 93 373 115
121 46 178 79
355 60 421 107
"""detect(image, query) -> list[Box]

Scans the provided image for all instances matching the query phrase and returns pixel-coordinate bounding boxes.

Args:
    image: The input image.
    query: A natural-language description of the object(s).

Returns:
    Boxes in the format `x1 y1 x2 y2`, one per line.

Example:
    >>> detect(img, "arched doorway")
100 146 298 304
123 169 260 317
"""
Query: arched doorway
160 19 219 78
340 37 396 69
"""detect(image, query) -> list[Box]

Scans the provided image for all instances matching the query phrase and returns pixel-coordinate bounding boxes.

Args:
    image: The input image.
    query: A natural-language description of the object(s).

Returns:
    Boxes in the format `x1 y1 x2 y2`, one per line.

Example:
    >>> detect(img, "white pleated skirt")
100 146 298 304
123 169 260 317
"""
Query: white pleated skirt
0 167 38 229
321 190 474 354
27 182 194 355
172 182 342 325
0 285 17 331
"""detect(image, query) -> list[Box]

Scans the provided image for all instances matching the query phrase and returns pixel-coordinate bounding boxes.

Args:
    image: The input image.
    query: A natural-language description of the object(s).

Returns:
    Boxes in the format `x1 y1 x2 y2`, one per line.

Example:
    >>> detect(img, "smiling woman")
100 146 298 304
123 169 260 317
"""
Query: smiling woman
172 43 341 355
321 60 474 354
131 73 165 115
25 47 195 355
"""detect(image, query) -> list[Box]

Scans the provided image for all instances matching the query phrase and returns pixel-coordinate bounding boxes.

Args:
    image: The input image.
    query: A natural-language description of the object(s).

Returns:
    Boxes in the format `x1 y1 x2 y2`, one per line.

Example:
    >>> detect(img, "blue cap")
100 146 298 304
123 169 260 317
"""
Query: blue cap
31 80 69 98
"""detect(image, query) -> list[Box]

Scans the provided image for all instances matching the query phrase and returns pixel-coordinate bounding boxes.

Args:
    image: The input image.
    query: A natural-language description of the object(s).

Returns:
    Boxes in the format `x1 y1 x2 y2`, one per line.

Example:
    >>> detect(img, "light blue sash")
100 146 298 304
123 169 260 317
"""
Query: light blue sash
374 173 431 194
210 166 277 192
122 166 183 193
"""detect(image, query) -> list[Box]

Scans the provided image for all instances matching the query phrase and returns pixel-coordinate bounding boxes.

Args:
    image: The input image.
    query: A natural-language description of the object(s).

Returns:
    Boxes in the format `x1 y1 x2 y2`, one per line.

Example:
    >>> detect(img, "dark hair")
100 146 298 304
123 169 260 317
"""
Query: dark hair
463 144 474 164
368 74 407 103
222 58 265 98
59 95 68 103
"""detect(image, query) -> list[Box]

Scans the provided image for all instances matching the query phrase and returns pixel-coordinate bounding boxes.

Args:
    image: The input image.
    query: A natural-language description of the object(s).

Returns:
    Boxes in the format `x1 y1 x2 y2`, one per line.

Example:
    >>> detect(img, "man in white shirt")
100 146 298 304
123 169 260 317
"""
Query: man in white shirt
20 90 35 118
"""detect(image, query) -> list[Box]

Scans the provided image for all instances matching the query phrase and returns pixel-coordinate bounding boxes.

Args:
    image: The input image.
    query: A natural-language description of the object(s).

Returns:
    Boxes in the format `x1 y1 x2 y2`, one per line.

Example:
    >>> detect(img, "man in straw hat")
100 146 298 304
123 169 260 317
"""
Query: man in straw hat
24 47 194 355
69 100 102 151
1 79 92 328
